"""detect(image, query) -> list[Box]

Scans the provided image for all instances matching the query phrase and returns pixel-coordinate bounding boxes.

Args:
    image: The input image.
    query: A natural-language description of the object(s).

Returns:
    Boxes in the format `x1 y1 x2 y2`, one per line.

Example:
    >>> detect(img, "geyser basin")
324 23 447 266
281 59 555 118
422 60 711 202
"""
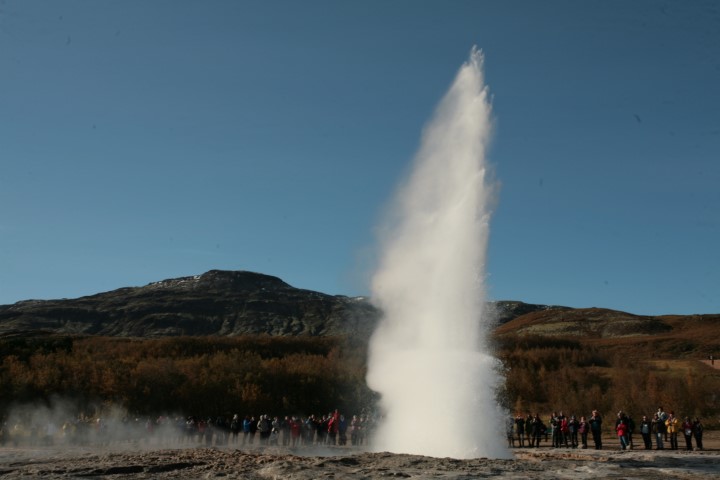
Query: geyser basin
366 47 509 459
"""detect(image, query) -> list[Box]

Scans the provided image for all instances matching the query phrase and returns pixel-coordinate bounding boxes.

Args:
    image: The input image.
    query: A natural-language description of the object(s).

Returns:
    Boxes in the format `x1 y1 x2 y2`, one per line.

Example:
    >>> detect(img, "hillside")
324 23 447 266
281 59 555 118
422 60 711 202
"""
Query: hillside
494 306 720 357
0 270 379 338
2 270 717 357
1 270 718 425
0 270 561 339
493 308 720 423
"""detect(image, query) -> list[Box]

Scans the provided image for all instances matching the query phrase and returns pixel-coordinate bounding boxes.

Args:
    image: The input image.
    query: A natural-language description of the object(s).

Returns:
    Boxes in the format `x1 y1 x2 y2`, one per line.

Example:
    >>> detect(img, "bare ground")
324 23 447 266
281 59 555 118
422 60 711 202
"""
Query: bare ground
1 439 719 480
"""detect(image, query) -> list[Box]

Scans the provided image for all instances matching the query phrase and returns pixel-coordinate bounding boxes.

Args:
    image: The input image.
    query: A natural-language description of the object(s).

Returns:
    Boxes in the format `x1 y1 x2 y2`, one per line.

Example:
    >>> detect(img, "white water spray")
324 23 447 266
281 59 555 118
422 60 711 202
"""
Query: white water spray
366 48 508 459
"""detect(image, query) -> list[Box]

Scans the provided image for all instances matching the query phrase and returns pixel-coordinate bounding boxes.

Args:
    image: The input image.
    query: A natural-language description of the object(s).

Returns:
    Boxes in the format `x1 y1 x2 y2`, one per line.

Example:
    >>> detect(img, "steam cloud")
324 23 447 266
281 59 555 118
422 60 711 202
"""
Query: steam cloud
366 47 509 459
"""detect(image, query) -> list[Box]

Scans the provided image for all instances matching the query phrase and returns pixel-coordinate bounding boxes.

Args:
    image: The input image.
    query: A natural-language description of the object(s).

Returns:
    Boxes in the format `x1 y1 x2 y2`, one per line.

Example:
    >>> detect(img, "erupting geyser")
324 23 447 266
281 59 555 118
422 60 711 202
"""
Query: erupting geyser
366 47 509 459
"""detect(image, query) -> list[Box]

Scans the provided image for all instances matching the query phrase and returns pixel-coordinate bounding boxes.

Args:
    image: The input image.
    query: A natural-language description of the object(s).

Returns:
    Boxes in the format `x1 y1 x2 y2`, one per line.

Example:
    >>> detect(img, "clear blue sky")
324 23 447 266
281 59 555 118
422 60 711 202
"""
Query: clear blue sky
2 1 718 315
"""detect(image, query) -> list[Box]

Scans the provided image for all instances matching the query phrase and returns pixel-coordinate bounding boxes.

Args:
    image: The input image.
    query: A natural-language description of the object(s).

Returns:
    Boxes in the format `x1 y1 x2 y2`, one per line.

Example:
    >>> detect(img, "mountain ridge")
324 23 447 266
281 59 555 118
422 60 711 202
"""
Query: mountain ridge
2 270 715 341
0 270 376 338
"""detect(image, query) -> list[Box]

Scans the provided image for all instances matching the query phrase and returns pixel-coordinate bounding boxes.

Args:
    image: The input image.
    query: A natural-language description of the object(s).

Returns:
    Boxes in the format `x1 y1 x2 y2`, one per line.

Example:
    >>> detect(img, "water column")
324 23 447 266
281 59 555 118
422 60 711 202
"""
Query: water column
366 47 509 459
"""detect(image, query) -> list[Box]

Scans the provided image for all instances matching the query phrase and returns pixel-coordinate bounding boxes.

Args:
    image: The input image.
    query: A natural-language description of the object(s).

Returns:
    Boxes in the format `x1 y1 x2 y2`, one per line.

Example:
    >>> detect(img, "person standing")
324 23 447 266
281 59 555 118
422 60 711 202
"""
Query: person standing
525 414 533 446
317 415 329 445
304 415 316 445
258 415 272 445
559 415 570 448
615 412 629 450
349 415 360 446
681 417 694 451
626 414 636 449
639 415 652 449
616 419 629 450
515 414 525 447
693 418 704 450
506 415 515 448
652 413 665 450
657 407 668 442
578 416 589 449
242 416 252 445
230 415 241 444
290 417 302 447
249 416 258 445
327 410 340 446
281 416 291 446
589 410 603 450
338 415 348 446
568 415 579 449
531 414 545 448
270 417 281 445
665 411 679 450
550 412 560 448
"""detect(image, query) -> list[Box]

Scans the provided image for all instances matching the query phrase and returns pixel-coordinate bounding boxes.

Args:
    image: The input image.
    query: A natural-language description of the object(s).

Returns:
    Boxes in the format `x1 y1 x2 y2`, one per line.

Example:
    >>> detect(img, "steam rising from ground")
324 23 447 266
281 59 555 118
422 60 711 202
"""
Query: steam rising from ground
366 48 508 459
1 399 183 449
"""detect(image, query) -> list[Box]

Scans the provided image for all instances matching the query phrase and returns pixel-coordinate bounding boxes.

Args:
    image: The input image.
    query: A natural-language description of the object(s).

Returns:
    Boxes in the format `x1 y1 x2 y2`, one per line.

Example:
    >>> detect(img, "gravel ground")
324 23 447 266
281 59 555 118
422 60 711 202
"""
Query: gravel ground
1 440 719 479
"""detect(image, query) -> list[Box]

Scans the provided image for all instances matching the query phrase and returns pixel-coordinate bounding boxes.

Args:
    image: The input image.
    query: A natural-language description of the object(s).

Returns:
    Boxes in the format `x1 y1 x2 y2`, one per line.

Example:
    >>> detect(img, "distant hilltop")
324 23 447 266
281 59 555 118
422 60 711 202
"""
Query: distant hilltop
0 270 716 341
0 270 377 338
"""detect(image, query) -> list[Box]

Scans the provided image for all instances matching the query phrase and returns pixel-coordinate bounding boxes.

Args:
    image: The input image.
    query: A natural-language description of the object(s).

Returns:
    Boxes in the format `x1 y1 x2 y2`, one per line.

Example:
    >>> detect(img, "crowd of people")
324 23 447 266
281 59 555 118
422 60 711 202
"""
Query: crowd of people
1 406 708 452
506 407 706 451
0 410 377 448
210 411 377 448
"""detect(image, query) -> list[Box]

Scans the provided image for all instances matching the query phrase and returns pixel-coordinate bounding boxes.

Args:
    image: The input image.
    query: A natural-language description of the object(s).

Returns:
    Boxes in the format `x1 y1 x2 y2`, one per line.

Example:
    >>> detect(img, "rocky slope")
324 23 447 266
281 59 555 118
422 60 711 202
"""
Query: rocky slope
0 270 379 338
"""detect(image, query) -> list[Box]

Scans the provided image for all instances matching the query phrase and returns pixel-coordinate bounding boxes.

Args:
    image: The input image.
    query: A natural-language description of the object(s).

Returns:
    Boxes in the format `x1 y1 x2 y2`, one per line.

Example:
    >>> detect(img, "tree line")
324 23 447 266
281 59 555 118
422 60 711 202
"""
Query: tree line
495 334 720 427
0 335 374 418
1 333 717 429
